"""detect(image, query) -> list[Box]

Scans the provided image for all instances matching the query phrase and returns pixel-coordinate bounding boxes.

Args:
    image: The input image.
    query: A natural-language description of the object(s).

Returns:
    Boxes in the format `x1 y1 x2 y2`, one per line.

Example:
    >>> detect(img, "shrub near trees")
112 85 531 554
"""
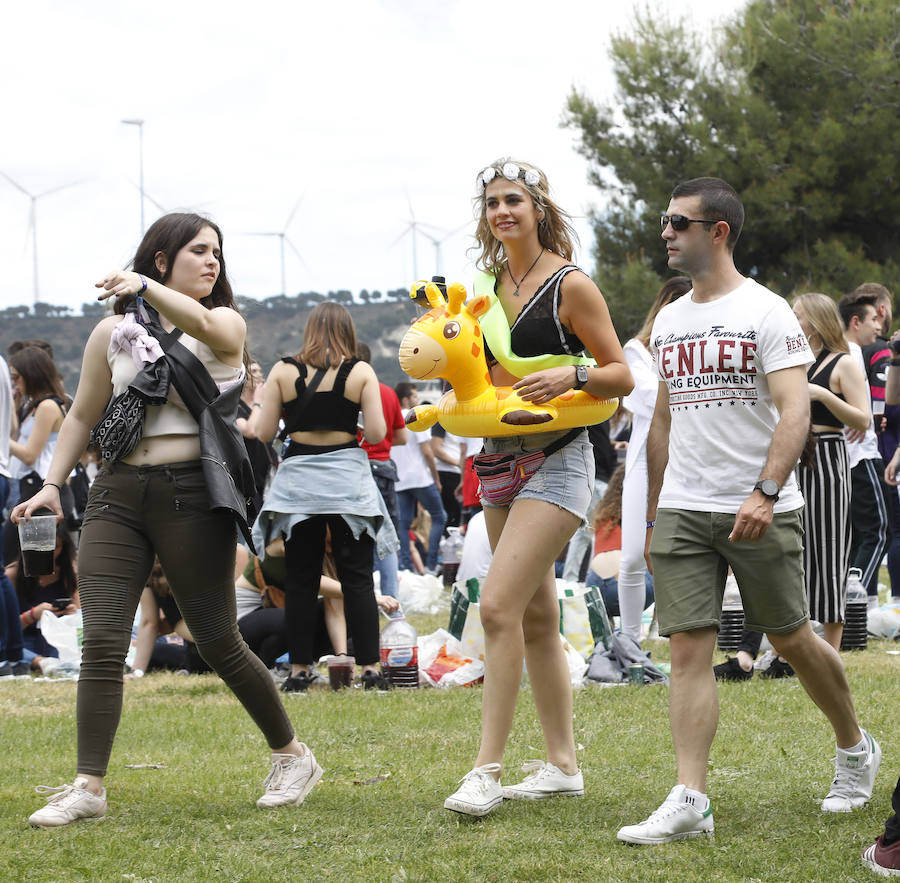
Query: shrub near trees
564 0 900 338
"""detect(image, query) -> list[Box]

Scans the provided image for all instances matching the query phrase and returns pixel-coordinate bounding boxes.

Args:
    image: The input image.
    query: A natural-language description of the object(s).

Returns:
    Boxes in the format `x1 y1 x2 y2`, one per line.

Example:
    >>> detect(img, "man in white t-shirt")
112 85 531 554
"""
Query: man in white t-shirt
838 293 890 607
618 177 880 847
393 382 447 573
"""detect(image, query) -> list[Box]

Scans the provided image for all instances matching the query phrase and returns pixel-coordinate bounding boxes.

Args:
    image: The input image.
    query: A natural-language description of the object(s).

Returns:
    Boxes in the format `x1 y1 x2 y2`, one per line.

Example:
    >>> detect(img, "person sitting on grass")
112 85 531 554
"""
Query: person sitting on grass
7 520 79 676
233 538 399 678
128 560 210 677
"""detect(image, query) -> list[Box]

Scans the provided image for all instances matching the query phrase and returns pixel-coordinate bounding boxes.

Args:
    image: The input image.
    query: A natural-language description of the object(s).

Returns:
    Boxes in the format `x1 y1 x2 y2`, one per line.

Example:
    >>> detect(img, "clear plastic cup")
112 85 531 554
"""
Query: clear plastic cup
18 514 58 577
327 655 355 690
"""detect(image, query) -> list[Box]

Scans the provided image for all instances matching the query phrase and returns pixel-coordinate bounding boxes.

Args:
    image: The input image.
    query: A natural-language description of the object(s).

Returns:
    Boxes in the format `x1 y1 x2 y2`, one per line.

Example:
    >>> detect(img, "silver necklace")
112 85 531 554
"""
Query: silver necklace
507 248 544 296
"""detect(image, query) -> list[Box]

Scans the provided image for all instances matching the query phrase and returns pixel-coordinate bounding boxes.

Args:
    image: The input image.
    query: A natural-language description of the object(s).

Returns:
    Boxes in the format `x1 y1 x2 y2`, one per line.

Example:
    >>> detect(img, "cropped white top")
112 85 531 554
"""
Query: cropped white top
108 319 243 438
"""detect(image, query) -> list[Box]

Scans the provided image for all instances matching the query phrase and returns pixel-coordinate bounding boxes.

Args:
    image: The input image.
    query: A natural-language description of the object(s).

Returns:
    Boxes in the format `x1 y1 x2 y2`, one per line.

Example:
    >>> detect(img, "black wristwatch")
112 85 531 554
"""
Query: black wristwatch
574 365 589 390
753 479 780 502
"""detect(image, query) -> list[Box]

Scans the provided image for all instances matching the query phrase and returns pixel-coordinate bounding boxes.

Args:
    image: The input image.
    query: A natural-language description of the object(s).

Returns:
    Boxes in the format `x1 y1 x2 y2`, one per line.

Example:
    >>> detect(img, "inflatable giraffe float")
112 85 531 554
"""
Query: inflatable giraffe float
398 280 618 437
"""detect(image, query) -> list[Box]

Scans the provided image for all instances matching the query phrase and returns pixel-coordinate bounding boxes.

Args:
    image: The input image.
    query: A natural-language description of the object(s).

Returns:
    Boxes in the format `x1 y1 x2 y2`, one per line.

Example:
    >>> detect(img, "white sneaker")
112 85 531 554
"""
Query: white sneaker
822 730 881 812
501 761 584 800
617 785 714 845
39 658 60 677
256 745 323 808
443 763 503 816
29 777 107 828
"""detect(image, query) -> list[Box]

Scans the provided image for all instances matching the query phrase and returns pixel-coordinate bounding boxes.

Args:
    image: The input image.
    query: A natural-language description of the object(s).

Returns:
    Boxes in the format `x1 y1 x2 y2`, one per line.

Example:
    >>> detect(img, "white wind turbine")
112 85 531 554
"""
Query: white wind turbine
1 172 87 306
415 221 471 278
245 197 308 296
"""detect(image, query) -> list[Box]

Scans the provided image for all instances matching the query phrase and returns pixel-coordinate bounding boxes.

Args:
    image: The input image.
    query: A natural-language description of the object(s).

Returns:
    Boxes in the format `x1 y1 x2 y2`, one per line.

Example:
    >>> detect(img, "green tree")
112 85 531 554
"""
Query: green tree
565 0 900 336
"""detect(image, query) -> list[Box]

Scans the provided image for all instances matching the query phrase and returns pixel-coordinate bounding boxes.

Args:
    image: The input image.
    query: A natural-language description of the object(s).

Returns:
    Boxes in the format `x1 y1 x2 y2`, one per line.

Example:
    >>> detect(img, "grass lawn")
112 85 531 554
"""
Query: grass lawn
1 607 896 883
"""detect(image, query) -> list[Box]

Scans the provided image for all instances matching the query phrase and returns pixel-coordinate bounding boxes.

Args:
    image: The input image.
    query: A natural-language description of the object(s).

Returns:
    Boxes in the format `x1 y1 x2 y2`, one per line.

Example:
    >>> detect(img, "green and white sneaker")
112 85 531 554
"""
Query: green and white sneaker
822 730 881 812
617 785 714 845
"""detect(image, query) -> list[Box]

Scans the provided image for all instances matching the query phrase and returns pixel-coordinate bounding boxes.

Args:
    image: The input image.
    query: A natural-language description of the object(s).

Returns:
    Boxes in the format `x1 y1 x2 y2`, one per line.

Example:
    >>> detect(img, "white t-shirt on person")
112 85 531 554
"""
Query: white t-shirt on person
650 277 812 514
393 412 434 491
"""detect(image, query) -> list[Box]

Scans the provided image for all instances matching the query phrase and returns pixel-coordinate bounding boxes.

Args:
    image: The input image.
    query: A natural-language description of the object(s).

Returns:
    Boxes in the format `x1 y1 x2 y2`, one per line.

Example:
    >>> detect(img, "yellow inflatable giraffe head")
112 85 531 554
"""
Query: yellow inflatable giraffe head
399 281 492 398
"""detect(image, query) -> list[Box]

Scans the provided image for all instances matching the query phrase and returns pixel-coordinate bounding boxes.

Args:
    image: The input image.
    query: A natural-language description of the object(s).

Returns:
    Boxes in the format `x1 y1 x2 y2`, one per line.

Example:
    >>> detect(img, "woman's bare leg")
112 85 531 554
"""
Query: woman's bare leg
474 499 581 777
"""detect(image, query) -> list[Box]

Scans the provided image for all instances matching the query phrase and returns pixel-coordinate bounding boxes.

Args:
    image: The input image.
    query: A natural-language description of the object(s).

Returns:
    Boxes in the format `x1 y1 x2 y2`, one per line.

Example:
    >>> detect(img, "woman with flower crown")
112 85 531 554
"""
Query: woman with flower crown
443 159 633 816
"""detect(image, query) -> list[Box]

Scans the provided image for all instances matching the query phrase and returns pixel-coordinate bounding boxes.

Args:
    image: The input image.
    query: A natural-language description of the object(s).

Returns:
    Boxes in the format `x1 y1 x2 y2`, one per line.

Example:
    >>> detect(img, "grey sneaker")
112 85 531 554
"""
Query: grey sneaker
444 763 503 816
822 730 881 812
29 777 107 828
501 761 584 800
256 746 323 808
617 785 714 845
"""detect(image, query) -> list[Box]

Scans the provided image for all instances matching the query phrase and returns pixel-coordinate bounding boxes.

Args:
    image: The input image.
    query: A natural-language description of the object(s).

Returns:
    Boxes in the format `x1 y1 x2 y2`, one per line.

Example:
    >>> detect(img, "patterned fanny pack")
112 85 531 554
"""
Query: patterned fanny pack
472 428 582 507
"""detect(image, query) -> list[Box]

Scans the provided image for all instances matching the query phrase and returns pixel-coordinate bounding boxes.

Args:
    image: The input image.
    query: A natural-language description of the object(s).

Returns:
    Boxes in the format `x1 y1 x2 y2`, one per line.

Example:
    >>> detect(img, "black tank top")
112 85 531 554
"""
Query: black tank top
483 265 588 366
808 349 847 429
281 357 360 434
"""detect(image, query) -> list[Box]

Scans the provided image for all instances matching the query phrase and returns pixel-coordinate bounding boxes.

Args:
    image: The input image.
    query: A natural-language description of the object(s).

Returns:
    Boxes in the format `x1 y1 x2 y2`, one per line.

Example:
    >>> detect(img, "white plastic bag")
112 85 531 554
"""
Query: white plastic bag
868 602 900 640
417 628 485 688
39 610 83 671
561 635 588 687
397 571 449 615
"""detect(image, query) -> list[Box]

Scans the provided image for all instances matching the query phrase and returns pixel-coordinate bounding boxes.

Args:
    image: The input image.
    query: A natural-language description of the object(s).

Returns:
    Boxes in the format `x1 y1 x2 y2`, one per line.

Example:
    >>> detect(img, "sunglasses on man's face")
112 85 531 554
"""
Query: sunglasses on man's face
660 213 724 231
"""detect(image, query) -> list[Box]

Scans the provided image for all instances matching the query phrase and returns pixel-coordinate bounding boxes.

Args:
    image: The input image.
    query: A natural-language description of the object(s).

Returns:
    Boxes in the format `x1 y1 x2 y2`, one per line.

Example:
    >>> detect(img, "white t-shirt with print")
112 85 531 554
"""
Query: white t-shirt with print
651 278 812 514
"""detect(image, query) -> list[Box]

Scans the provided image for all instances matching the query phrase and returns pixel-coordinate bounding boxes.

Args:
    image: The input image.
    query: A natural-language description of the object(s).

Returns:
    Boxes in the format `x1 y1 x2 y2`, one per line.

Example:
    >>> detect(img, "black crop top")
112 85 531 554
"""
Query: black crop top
483 265 589 366
808 349 847 429
281 357 360 434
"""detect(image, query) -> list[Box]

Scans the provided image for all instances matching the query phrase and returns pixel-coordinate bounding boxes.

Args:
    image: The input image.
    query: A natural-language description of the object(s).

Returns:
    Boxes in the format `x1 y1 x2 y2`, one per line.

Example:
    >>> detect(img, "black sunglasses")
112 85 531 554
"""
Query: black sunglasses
660 213 725 231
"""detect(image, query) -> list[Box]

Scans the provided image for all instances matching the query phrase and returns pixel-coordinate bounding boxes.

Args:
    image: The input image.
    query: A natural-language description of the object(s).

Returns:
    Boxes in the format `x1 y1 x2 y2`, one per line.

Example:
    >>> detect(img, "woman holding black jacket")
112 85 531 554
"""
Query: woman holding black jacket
13 213 321 828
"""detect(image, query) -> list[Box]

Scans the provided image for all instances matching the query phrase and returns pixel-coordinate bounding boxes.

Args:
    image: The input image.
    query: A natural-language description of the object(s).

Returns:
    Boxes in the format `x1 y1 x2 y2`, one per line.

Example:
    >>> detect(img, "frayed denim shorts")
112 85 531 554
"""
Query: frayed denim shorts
480 428 593 523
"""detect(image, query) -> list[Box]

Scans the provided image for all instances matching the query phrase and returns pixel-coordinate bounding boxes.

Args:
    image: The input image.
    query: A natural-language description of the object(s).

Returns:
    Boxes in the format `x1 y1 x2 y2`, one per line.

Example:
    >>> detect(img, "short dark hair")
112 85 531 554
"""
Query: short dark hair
838 292 878 330
395 381 417 403
671 177 744 249
357 342 371 363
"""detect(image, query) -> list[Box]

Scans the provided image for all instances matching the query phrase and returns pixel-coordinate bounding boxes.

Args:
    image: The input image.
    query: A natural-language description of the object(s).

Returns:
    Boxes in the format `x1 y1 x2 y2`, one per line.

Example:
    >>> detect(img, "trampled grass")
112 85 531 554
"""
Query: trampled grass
2 620 897 882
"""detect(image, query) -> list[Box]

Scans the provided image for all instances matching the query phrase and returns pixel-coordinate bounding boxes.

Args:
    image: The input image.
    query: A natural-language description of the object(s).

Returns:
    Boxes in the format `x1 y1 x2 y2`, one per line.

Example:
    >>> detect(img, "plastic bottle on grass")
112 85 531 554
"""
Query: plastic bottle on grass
440 527 463 588
840 567 868 651
380 613 419 688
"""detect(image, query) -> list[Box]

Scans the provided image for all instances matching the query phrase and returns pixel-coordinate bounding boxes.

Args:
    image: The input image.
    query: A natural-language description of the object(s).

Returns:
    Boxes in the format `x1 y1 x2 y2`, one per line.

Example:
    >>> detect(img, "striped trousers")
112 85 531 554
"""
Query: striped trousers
797 432 851 624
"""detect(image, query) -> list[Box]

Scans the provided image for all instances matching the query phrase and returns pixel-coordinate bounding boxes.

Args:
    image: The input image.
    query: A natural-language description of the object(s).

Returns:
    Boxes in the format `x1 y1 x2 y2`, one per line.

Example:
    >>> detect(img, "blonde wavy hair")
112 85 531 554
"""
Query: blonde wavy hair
470 157 578 275
793 293 849 354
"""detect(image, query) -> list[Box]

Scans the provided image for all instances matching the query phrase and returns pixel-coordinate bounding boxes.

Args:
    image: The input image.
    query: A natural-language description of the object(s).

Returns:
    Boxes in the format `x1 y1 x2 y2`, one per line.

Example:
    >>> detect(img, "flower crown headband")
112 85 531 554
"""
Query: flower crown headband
478 162 541 192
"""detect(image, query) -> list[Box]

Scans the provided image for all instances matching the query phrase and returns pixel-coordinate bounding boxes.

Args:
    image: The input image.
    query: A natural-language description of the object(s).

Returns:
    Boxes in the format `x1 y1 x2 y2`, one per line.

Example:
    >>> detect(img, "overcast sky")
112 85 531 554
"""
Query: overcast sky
0 0 747 312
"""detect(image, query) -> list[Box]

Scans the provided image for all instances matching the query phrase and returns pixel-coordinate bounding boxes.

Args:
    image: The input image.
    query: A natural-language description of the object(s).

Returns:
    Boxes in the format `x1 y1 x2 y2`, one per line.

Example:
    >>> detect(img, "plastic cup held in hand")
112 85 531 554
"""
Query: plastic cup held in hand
18 514 57 577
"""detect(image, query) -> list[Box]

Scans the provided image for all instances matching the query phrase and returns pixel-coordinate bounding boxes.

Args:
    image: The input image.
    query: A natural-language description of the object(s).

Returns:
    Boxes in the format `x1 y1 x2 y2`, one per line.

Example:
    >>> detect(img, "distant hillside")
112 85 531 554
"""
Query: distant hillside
0 298 423 393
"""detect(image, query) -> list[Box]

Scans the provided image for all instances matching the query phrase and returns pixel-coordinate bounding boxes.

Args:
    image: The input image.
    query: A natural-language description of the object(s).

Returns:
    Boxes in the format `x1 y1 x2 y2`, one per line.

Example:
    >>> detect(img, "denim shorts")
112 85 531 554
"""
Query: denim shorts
481 428 593 522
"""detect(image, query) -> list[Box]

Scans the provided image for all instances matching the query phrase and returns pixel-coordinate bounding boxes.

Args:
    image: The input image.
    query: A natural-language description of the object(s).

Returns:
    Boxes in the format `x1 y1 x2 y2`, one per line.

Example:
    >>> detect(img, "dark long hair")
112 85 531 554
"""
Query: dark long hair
636 276 692 348
114 212 238 315
115 212 249 370
592 463 626 541
10 346 66 422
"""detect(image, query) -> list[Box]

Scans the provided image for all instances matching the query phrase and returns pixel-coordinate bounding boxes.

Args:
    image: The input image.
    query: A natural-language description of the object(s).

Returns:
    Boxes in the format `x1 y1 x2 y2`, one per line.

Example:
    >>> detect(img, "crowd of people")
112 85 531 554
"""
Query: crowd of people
1 165 897 875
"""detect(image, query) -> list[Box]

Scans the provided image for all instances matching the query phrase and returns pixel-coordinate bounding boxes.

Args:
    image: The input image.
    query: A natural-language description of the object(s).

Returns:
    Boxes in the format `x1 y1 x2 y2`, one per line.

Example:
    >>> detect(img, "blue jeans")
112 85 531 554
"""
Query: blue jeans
0 473 9 563
562 477 609 581
0 570 24 663
398 484 447 571
376 551 399 598
587 570 654 619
